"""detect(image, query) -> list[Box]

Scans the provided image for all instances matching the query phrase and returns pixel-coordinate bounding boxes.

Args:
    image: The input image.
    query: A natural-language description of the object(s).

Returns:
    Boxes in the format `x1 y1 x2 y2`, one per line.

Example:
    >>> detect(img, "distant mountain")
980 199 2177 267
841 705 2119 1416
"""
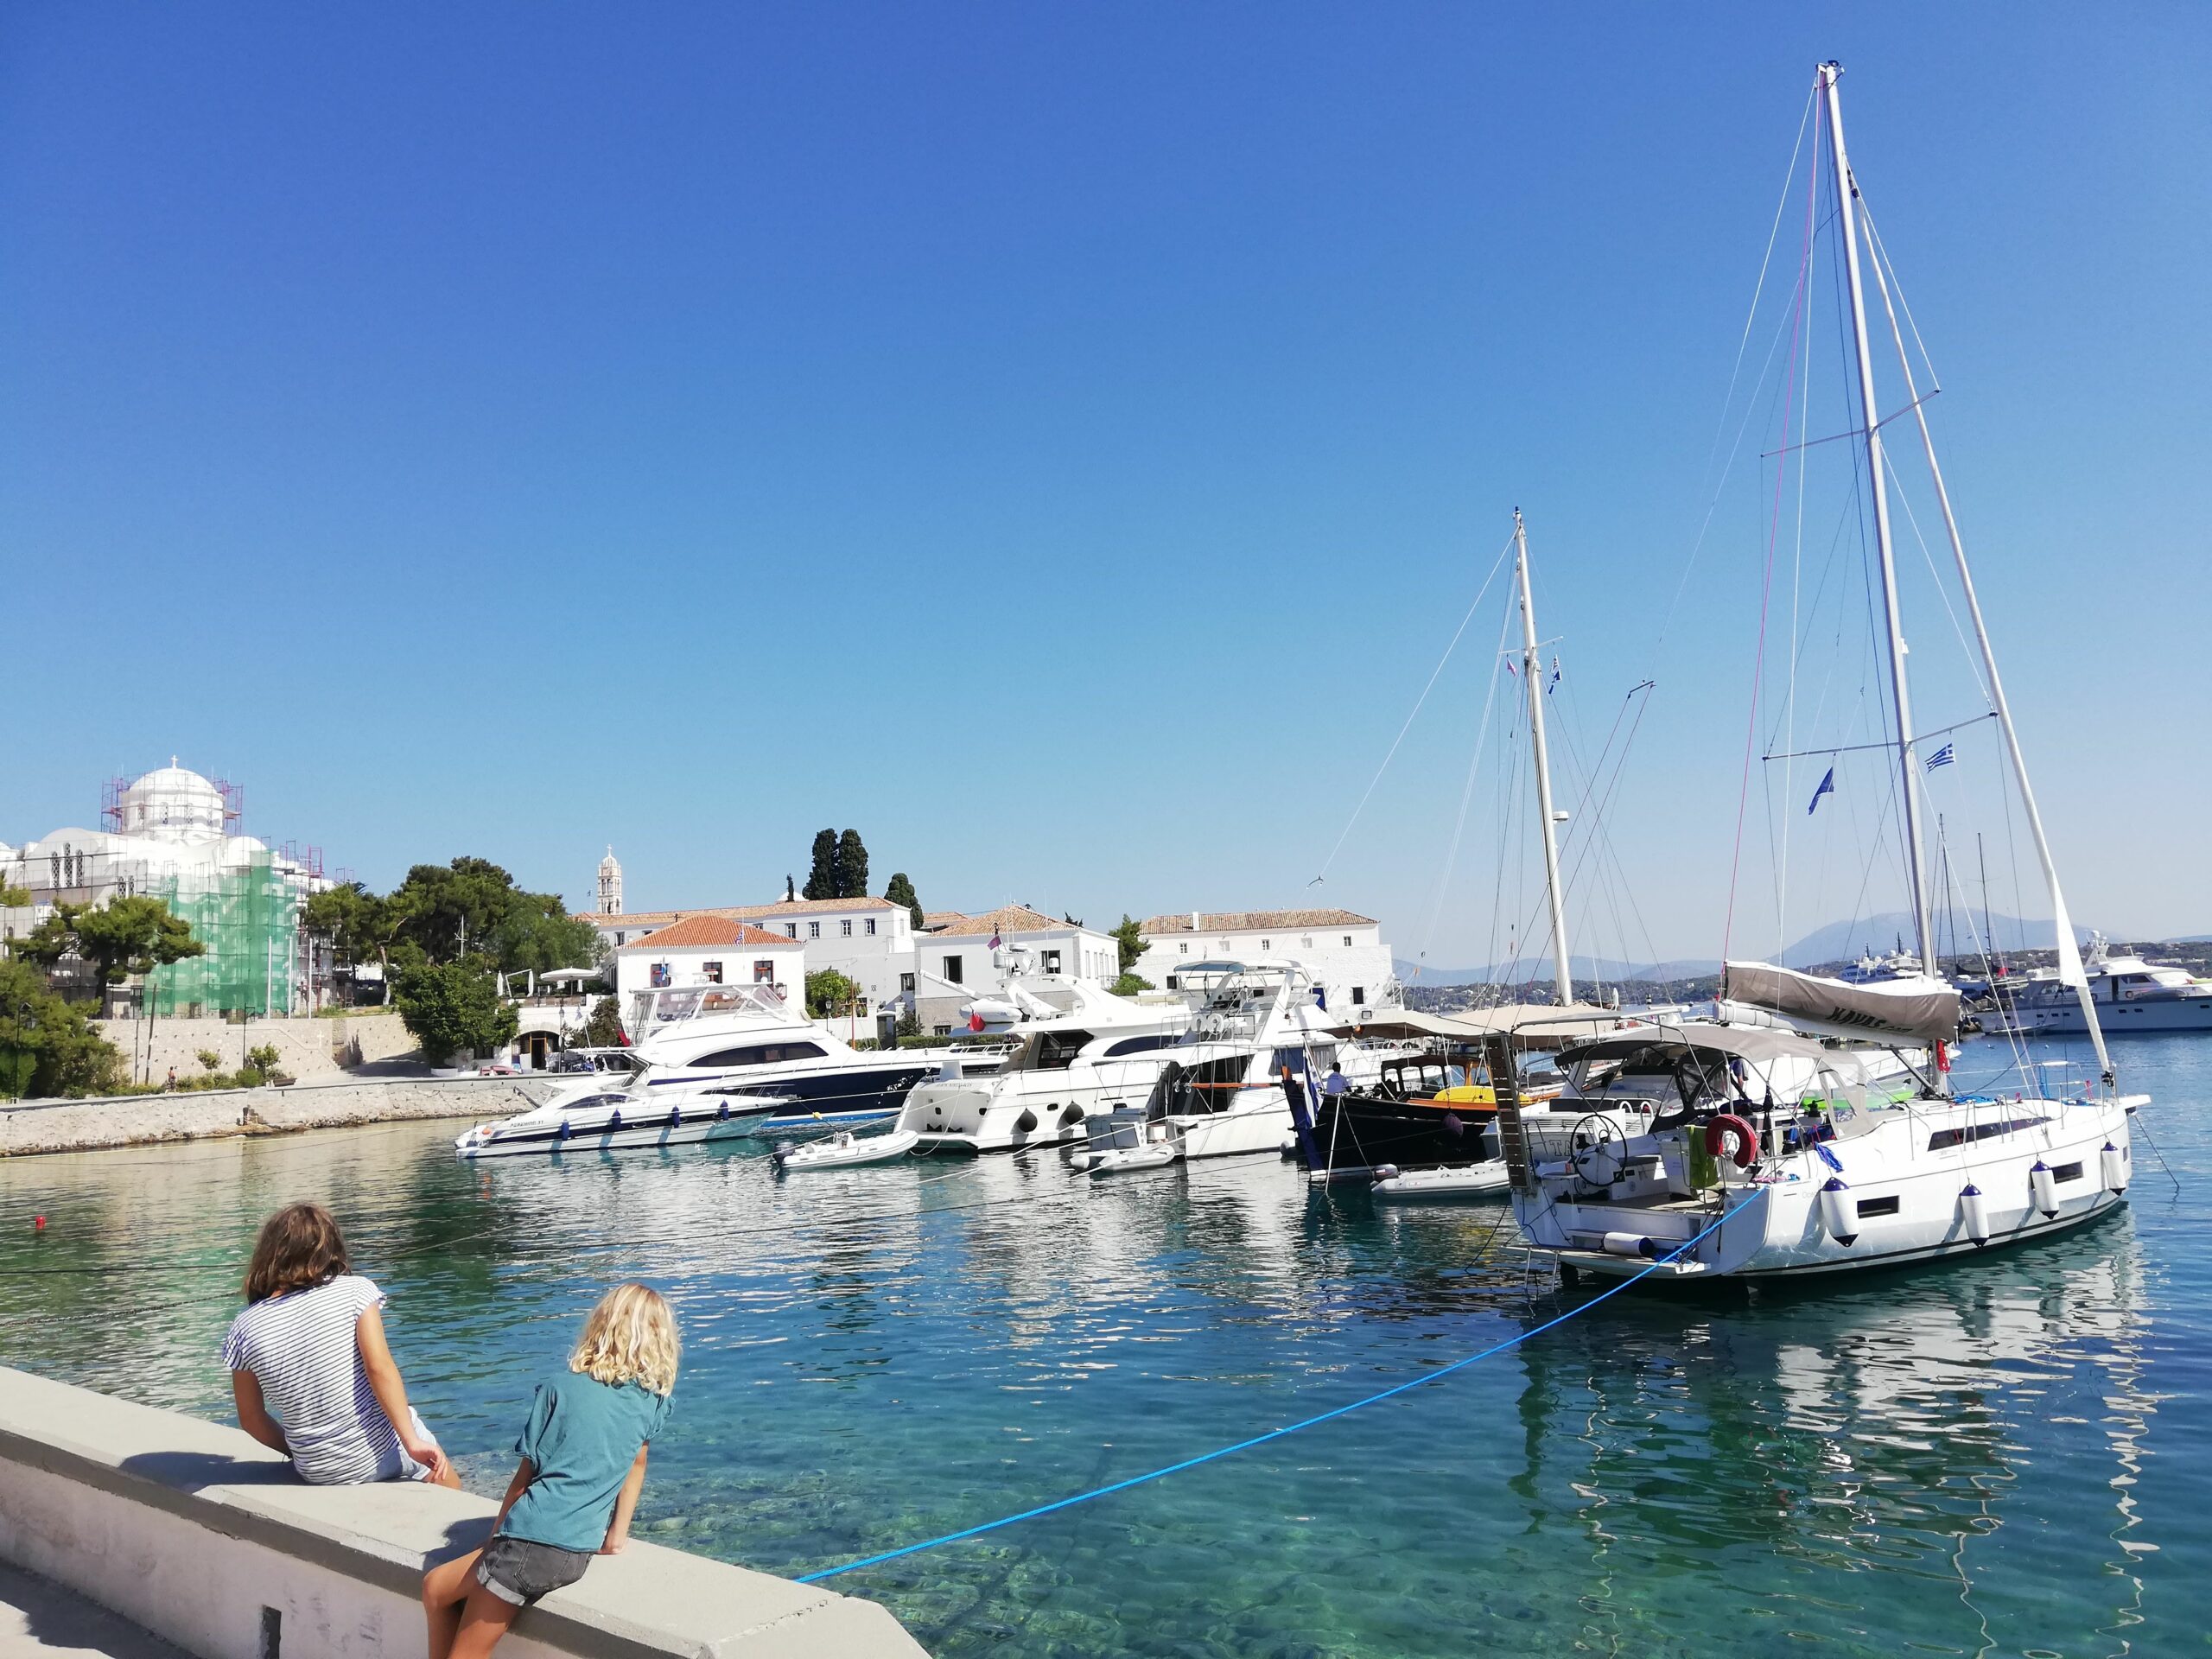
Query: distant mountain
1779 911 2088 968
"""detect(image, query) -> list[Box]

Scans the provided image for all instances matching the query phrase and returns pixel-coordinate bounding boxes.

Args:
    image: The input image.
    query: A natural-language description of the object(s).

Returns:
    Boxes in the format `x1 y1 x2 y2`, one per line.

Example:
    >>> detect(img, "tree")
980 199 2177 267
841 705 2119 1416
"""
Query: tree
1111 971 1154 996
885 872 923 929
803 830 840 901
487 893 601 977
577 995 624 1048
303 882 392 1001
1111 915 1147 976
836 830 868 899
0 958 122 1098
804 967 861 1020
16 898 205 989
392 962 518 1065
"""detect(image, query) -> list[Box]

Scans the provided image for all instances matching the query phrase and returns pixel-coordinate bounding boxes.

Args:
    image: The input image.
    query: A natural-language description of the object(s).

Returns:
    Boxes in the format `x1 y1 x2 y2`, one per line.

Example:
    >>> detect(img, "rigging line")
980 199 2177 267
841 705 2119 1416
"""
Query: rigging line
1722 124 1821 967
1655 81 1821 659
1763 711 1999 763
1856 200 1942 392
1756 391 1940 458
1880 446 1996 707
1311 532 1516 887
793 1191 1770 1585
1416 597 1517 965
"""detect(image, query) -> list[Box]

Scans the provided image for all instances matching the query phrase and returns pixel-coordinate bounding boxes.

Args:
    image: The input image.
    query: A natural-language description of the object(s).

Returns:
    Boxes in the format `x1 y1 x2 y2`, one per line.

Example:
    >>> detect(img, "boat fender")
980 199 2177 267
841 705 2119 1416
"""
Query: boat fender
1705 1114 1759 1171
1014 1109 1039 1135
1601 1232 1662 1258
2029 1160 2058 1219
555 1120 570 1141
2101 1141 2127 1194
667 1104 683 1128
1060 1103 1084 1127
715 1102 730 1122
1959 1182 1989 1246
1817 1176 1857 1246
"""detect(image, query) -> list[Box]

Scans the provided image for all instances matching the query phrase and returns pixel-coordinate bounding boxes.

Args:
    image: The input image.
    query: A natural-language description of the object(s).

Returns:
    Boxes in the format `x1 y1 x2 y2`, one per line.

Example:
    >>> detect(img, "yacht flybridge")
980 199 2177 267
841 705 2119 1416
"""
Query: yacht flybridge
1506 63 2141 1281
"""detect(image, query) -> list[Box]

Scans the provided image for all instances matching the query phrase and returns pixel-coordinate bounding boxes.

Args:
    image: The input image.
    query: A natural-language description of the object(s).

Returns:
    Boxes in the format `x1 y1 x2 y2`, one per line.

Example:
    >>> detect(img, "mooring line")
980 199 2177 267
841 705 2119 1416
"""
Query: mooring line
795 1188 1768 1583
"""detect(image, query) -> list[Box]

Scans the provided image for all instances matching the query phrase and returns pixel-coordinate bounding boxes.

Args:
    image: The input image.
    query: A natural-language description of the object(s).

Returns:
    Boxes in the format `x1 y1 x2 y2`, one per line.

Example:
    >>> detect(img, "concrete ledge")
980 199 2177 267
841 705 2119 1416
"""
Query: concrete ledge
0 1077 560 1160
0 1367 925 1658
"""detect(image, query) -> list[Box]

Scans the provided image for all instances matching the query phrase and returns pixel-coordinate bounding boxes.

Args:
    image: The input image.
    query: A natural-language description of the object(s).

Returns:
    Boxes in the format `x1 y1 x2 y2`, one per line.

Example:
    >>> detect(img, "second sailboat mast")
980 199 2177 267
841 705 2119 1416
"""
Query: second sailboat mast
1513 510 1574 1005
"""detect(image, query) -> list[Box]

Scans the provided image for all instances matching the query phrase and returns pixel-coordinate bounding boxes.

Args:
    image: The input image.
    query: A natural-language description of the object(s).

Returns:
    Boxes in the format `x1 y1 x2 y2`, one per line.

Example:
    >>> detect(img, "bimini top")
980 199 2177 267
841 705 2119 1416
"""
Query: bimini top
1554 1020 1835 1070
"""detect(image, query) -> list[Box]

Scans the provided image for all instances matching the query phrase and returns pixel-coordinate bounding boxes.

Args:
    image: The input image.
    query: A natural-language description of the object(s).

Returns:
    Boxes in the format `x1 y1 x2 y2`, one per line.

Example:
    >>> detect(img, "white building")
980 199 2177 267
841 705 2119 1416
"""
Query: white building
596 849 623 915
612 915 805 1008
909 905 1121 1033
2 760 330 1014
1132 908 1399 1023
580 894 917 1014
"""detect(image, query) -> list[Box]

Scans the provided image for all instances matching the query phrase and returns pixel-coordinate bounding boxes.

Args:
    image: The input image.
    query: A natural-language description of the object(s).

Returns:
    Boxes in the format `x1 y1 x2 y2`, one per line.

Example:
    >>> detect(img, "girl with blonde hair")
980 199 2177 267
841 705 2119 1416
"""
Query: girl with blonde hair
423 1284 679 1658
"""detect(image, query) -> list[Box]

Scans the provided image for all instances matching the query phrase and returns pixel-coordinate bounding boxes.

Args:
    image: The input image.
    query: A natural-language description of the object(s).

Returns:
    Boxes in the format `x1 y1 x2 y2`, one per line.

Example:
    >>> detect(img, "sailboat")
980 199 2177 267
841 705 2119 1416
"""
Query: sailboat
1503 62 2143 1281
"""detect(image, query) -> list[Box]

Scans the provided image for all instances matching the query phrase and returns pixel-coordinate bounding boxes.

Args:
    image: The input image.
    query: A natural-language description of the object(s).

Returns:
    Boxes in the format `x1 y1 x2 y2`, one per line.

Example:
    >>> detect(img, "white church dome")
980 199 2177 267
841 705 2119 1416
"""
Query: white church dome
118 759 229 840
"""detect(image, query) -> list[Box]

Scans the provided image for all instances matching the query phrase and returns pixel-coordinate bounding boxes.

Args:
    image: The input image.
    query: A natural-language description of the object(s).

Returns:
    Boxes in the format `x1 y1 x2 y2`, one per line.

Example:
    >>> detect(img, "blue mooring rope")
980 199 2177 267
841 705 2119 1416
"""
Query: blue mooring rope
795 1187 1769 1582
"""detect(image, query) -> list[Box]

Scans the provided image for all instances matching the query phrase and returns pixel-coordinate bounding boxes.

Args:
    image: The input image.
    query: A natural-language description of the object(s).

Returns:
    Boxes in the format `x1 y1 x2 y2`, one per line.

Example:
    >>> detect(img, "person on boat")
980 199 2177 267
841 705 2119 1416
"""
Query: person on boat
224 1202 456 1488
1323 1064 1351 1098
423 1283 679 1657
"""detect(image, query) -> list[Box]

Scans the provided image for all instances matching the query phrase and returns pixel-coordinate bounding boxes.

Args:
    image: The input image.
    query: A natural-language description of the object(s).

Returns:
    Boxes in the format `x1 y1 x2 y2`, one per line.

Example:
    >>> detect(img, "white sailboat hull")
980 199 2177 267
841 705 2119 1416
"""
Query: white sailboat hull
1520 1096 2136 1281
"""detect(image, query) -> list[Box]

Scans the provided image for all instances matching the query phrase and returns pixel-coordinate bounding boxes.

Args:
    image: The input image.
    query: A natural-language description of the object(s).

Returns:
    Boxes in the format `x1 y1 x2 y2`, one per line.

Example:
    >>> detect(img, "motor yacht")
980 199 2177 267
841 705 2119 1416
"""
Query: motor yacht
1991 936 2212 1036
893 978 1194 1154
1071 963 1379 1174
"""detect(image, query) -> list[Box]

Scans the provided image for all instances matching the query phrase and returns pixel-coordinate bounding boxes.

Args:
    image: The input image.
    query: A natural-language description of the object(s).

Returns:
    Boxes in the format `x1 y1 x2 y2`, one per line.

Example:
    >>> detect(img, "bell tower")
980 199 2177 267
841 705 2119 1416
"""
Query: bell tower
596 847 623 915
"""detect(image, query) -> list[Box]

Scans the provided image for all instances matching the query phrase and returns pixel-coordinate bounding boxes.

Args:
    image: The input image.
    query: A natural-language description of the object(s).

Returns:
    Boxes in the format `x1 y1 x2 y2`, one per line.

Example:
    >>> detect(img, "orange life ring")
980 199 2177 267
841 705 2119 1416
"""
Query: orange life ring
1705 1113 1759 1170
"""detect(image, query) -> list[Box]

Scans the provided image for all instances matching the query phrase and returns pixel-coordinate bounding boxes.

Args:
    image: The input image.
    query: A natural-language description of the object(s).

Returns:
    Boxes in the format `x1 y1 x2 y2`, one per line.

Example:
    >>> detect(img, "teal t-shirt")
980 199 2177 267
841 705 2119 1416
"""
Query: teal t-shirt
499 1372 674 1553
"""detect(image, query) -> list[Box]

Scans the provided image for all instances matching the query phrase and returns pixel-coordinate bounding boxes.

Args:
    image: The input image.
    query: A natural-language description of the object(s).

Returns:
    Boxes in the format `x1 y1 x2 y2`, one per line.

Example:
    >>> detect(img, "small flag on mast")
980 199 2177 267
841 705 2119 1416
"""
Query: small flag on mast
1548 657 1561 694
1808 766 1836 815
1923 743 1955 772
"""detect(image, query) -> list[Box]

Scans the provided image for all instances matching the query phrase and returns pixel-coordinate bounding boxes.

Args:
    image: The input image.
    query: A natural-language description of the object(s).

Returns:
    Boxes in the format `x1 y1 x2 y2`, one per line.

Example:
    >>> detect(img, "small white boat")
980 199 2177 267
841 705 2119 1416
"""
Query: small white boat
772 1128 922 1171
1370 1162 1512 1199
1084 1143 1179 1178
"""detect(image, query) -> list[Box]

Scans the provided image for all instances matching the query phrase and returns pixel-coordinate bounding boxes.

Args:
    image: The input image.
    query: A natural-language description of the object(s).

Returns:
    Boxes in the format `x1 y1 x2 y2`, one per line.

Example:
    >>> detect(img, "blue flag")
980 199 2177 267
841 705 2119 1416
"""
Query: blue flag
1548 657 1561 695
1923 743 1955 772
1808 767 1835 815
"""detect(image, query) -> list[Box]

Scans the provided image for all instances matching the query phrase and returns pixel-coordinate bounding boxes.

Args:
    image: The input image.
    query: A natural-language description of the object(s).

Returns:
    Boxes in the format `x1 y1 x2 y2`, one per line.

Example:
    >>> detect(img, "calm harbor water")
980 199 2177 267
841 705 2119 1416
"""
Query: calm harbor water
2 1033 2204 1657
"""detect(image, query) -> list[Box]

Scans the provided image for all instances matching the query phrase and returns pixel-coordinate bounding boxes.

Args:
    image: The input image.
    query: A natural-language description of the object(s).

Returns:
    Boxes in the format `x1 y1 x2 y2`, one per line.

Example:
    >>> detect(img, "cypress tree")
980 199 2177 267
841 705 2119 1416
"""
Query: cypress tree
885 872 923 928
836 830 868 899
803 830 838 900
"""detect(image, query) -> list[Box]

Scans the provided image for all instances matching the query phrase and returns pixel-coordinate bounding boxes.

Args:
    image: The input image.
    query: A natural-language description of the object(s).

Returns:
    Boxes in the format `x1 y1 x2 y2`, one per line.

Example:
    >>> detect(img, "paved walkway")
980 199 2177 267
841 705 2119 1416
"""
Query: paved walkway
0 1563 188 1659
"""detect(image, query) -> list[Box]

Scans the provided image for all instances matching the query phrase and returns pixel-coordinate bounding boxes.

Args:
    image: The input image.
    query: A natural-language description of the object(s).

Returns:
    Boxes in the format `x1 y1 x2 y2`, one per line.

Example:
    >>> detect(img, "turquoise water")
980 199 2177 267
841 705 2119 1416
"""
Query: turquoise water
1 1033 2204 1657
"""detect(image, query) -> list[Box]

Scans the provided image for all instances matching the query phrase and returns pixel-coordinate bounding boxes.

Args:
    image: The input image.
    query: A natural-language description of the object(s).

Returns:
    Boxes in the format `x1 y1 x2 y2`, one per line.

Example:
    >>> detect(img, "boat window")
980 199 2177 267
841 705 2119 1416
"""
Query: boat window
2053 1160 2084 1182
1031 1030 1093 1070
1104 1034 1176 1057
1854 1195 1900 1217
690 1042 828 1067
1926 1115 2050 1151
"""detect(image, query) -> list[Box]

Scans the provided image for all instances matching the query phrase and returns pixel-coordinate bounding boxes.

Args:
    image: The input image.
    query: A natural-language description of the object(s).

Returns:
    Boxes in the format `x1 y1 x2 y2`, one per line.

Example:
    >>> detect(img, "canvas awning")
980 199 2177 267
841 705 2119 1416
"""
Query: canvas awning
1721 960 1958 1045
1554 1020 1836 1070
1328 1004 1631 1047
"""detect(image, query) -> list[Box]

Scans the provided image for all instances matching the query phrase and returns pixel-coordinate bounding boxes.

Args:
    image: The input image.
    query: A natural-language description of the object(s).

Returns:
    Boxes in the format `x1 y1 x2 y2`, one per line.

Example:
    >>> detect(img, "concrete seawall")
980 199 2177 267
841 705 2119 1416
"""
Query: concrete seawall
0 1077 559 1159
0 1366 927 1658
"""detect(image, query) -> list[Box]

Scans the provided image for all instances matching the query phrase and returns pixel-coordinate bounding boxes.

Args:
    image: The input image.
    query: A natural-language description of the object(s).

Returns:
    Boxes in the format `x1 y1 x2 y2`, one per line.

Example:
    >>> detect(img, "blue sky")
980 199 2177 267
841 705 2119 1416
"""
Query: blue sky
5 5 2206 965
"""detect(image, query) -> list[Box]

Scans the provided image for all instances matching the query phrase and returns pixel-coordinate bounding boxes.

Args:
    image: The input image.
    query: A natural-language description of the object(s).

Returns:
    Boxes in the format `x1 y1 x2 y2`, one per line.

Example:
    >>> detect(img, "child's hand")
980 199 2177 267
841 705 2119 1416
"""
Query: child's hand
598 1534 627 1556
402 1432 449 1483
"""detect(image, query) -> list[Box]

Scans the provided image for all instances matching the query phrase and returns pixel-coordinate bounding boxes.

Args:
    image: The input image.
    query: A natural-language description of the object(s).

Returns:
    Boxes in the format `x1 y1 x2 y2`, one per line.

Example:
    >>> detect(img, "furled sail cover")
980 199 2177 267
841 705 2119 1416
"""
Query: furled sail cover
1721 961 1960 1045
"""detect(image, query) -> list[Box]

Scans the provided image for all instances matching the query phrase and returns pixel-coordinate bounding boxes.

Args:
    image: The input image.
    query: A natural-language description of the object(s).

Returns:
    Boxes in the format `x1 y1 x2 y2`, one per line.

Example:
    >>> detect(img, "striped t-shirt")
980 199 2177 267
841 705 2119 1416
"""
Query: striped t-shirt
220 1275 405 1484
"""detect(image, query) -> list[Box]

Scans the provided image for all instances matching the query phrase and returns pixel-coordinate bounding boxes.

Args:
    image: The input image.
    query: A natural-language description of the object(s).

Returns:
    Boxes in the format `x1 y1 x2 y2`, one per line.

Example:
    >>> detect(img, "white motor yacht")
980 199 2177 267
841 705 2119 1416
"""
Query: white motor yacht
893 979 1194 1154
1993 936 2212 1036
456 983 977 1159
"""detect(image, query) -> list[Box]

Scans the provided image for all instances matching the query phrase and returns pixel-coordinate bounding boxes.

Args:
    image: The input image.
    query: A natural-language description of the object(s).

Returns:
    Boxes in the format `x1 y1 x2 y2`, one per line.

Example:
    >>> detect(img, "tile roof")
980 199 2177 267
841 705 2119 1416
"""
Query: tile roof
623 916 794 950
930 904 1086 938
1138 908 1376 934
577 896 898 927
919 911 969 931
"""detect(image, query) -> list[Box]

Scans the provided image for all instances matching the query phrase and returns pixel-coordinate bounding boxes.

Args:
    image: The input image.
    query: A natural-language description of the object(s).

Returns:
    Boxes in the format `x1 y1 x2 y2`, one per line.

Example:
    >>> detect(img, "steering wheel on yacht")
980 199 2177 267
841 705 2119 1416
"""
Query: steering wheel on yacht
1567 1114 1630 1188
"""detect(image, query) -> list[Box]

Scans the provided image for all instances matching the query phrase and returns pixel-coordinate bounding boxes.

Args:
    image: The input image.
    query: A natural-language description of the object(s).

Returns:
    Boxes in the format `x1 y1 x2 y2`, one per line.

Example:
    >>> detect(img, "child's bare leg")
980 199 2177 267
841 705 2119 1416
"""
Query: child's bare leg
447 1583 523 1659
422 1550 481 1659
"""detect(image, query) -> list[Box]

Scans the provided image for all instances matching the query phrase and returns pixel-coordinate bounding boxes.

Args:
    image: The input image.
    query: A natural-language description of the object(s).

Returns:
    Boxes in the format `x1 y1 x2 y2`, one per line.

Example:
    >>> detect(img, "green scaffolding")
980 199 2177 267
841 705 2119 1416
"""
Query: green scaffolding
146 851 299 1017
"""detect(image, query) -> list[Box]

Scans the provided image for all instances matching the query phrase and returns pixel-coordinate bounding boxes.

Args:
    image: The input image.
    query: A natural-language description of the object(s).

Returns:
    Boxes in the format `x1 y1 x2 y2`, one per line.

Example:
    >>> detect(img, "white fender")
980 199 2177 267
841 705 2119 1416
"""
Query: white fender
1817 1176 1857 1246
2101 1141 2128 1195
2029 1160 2058 1219
1958 1183 1989 1247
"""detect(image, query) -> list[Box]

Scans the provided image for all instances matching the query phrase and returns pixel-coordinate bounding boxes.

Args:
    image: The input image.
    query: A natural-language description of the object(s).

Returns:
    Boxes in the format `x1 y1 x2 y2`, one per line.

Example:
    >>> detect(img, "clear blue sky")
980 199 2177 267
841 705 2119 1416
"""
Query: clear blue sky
5 5 2206 964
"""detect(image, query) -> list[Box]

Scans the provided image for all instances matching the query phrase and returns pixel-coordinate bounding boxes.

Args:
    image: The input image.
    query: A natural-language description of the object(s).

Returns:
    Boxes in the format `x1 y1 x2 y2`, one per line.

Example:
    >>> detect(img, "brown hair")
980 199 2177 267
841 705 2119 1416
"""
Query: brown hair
243 1202 352 1304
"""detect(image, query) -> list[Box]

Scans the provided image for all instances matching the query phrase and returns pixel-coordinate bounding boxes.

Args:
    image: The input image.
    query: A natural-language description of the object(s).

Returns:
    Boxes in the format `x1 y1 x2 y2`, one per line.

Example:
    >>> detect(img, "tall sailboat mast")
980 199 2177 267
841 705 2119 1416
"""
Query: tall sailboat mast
1513 510 1574 1005
1820 61 1939 986
1848 125 2115 1085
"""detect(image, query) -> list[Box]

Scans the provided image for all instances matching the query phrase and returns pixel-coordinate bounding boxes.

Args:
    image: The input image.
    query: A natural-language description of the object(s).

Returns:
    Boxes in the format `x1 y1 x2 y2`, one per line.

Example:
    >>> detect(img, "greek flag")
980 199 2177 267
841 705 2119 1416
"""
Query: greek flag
1548 657 1561 694
1923 743 1955 772
1807 766 1835 815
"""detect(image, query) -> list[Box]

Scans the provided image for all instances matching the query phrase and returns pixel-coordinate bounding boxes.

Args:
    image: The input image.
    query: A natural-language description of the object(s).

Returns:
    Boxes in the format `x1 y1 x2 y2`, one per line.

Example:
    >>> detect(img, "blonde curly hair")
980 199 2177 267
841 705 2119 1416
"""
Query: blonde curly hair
569 1283 679 1396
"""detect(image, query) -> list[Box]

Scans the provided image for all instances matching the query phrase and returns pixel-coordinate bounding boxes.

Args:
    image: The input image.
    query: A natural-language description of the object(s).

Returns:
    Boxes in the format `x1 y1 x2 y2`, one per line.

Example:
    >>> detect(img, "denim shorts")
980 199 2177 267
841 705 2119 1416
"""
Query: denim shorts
477 1535 594 1605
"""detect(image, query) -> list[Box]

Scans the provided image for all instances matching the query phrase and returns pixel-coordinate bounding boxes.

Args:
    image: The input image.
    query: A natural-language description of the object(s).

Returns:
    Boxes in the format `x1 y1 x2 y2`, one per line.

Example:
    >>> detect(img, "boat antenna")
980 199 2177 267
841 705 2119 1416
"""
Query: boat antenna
1512 509 1574 1006
1818 62 1940 1041
1847 111 2114 1089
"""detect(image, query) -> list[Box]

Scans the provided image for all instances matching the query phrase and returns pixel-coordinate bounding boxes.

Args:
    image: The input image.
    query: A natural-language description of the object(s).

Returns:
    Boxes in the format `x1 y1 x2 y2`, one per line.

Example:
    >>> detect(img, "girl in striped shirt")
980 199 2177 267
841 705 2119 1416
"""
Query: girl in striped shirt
223 1202 457 1488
